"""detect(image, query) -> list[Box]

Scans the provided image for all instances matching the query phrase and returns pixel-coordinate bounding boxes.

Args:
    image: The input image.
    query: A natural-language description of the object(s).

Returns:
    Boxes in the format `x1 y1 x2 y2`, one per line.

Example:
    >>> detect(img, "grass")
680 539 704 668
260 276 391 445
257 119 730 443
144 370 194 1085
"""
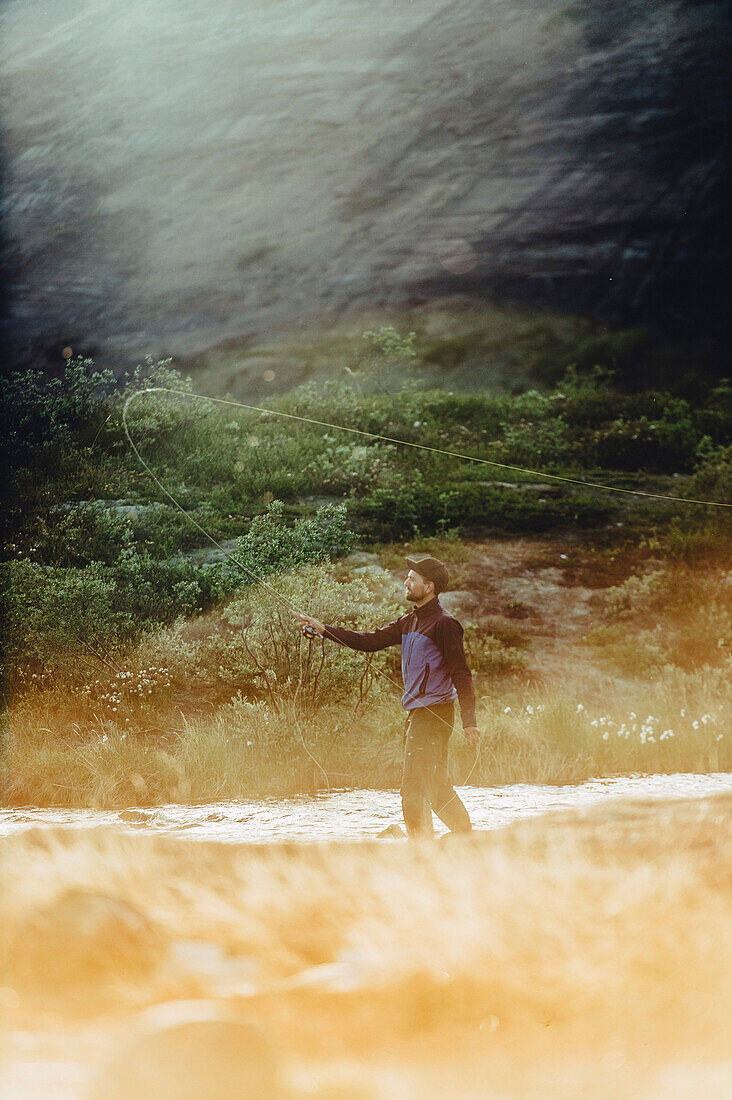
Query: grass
5 659 729 810
4 542 731 809
2 794 732 1096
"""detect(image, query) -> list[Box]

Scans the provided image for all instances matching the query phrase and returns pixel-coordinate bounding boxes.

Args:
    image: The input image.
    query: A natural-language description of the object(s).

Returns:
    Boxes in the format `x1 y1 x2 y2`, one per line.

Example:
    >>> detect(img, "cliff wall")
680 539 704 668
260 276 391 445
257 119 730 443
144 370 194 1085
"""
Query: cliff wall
2 0 730 366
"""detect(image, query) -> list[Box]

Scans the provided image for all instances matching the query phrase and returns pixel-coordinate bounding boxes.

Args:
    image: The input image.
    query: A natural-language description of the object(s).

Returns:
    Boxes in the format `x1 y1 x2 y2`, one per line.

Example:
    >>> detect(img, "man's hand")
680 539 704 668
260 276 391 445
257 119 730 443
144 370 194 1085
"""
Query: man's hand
290 610 326 637
463 725 480 745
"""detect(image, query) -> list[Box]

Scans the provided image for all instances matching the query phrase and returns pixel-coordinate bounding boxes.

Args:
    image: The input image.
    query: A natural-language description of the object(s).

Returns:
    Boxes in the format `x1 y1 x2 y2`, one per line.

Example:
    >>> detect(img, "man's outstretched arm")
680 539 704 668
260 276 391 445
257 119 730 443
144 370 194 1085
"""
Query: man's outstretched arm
291 610 404 652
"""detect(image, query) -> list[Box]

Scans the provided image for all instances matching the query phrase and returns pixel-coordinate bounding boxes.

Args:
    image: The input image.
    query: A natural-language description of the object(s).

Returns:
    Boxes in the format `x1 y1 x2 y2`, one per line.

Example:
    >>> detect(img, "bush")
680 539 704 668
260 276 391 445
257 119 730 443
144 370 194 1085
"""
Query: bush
234 500 356 579
5 560 117 674
694 439 732 502
217 563 404 712
5 549 238 681
354 475 612 537
603 571 666 618
106 357 198 453
1 355 115 465
463 627 527 674
583 625 670 676
495 415 577 470
585 561 731 675
301 442 399 493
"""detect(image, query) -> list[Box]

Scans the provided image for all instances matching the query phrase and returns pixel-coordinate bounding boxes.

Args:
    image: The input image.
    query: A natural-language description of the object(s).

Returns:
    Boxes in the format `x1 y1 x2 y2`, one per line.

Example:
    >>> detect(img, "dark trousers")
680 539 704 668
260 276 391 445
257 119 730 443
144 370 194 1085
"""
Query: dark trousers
400 701 472 838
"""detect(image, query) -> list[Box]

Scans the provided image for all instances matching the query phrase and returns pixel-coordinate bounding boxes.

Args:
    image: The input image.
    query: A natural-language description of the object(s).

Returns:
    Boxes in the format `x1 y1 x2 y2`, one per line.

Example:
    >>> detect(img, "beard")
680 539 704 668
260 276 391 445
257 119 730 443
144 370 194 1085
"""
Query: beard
406 586 428 603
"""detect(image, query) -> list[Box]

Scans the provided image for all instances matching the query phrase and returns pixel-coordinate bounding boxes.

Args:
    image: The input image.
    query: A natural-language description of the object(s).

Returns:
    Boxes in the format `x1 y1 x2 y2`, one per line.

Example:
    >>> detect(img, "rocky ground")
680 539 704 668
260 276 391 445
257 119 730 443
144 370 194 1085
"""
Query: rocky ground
353 534 636 694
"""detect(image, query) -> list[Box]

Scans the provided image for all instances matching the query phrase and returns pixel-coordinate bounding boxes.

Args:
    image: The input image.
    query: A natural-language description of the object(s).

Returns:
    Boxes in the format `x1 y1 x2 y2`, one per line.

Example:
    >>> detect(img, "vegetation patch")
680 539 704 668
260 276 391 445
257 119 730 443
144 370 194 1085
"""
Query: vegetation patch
2 333 730 803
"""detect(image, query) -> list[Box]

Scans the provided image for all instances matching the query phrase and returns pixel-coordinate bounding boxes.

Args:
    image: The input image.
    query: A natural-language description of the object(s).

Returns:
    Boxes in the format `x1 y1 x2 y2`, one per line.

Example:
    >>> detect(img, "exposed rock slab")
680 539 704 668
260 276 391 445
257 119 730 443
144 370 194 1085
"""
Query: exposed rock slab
2 0 729 364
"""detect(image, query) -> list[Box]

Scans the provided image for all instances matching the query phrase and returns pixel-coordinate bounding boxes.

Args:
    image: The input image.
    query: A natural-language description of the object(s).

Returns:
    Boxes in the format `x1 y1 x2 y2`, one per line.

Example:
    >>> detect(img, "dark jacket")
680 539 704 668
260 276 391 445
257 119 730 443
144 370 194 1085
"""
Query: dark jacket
324 596 477 728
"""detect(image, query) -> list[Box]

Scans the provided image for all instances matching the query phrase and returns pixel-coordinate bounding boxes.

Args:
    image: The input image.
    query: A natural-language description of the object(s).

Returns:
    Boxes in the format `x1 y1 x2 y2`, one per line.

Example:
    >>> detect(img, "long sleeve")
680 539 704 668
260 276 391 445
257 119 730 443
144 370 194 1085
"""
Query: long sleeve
323 616 405 652
436 618 477 728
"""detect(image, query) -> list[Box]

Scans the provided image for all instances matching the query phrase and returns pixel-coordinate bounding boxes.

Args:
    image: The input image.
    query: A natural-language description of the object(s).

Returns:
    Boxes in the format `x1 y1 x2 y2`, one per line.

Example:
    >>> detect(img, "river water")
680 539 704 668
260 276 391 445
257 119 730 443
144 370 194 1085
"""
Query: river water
2 772 731 843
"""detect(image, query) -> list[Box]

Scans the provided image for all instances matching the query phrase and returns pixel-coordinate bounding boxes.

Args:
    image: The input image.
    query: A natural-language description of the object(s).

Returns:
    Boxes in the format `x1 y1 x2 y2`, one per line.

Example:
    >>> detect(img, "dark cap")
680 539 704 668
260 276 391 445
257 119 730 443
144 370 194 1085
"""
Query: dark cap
405 555 450 594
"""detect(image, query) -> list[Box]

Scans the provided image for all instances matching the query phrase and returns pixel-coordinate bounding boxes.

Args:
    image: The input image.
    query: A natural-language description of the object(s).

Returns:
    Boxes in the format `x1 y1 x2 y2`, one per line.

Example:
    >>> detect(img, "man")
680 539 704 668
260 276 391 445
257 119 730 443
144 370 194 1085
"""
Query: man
292 555 480 838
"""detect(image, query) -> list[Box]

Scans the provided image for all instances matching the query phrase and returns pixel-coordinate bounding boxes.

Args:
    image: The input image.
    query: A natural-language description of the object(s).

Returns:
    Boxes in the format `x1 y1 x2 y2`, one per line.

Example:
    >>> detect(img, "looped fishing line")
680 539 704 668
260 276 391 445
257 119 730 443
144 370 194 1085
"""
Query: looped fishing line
126 385 731 508
122 388 477 795
122 382 728 802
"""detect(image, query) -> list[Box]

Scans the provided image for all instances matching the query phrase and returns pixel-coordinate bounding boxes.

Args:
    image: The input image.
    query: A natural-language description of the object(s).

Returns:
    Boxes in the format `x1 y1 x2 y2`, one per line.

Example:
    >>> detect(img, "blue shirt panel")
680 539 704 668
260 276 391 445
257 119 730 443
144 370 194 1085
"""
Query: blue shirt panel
400 630 457 711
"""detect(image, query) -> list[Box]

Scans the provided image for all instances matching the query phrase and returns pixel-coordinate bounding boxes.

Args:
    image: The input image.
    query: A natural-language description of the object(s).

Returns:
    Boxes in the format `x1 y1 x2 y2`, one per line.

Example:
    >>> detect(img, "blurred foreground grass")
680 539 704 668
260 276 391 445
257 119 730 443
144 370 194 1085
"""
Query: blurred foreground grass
1 793 731 1097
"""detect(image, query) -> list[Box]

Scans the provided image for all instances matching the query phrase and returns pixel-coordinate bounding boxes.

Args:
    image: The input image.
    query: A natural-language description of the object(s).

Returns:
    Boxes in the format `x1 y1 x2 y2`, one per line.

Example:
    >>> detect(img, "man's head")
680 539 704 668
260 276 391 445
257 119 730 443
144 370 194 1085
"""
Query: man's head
404 555 449 605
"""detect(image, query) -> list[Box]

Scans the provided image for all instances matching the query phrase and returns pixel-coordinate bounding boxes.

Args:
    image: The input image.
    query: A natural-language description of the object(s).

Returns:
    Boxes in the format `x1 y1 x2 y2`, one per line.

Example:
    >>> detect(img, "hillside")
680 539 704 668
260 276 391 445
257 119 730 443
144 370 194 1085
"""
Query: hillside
3 0 730 374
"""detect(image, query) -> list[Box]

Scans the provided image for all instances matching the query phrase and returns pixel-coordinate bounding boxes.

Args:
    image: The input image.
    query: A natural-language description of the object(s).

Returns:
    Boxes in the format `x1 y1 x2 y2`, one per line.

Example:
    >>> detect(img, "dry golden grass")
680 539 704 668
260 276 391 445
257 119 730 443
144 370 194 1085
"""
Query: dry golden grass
2 794 732 1097
5 666 730 809
6 541 730 809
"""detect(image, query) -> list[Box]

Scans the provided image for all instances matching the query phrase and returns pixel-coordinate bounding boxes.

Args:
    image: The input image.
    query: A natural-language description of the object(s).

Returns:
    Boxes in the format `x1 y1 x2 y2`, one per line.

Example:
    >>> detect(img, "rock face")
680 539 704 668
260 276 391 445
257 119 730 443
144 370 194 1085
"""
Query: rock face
2 0 730 364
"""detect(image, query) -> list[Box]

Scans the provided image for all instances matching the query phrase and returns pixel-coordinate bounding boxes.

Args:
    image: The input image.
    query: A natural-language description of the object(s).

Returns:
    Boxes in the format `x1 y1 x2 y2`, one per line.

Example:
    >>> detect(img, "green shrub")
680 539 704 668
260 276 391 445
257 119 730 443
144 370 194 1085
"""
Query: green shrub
603 571 666 618
5 549 238 680
301 442 399 493
586 561 731 675
111 542 237 627
694 439 732 501
494 415 577 470
105 357 198 453
1 355 115 464
463 627 527 674
218 563 404 711
590 407 698 473
354 475 611 537
235 500 356 579
583 625 670 676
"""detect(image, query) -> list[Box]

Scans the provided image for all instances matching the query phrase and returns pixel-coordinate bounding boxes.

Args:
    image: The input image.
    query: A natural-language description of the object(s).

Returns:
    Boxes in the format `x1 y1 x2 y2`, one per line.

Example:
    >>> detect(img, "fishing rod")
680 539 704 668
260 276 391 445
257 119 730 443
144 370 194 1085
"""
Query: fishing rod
121 380 729 804
122 387 484 799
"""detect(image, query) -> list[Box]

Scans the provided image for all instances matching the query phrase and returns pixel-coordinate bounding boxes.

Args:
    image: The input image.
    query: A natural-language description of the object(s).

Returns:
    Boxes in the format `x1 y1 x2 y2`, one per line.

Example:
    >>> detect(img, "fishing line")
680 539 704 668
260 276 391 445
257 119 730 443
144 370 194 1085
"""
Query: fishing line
126 385 731 508
122 373 725 805
122 388 474 799
122 389 484 802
